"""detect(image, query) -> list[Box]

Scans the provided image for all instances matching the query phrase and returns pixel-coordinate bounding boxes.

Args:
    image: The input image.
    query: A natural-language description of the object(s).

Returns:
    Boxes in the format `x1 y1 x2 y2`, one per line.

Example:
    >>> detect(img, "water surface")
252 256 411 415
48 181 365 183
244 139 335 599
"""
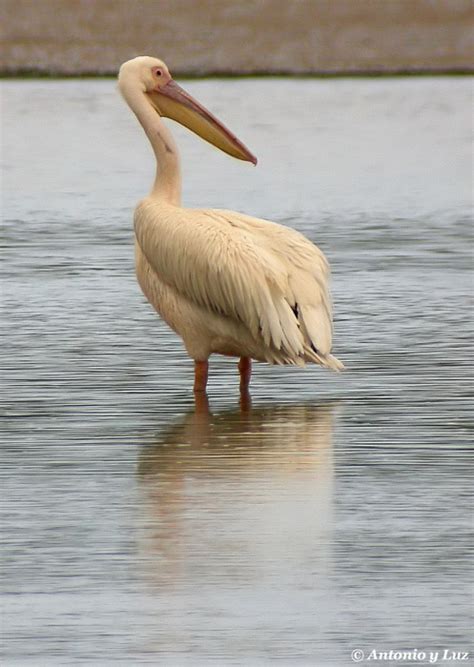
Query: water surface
1 77 472 665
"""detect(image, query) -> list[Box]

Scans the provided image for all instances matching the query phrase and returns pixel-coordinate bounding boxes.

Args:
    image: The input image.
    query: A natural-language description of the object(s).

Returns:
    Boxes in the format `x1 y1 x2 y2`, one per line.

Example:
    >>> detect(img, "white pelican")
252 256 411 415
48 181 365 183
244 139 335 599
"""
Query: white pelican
118 56 343 392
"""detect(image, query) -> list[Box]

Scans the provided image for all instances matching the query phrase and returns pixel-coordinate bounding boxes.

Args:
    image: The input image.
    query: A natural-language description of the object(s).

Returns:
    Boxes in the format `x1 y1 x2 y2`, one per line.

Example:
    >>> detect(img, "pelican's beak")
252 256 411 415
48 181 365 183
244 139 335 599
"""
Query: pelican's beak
148 80 257 165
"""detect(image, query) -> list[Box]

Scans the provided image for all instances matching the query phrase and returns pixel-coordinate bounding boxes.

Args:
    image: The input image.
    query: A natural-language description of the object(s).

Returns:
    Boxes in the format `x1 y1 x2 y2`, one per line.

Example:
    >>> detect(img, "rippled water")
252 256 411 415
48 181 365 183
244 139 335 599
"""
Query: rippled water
1 78 472 665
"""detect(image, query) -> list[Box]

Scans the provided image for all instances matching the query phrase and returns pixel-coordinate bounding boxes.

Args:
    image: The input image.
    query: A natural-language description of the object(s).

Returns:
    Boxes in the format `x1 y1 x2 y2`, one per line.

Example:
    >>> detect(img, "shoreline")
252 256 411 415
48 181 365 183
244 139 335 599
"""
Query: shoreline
2 69 472 80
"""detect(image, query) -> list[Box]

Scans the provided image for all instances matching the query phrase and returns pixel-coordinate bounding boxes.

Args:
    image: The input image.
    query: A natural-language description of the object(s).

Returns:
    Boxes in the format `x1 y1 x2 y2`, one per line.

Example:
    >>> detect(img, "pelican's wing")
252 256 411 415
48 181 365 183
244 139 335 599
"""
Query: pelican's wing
213 209 335 356
134 200 341 367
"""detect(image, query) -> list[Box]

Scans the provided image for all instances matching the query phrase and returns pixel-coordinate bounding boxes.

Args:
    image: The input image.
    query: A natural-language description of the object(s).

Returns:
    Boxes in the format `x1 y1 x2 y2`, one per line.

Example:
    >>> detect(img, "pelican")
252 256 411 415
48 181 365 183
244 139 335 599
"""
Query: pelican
118 56 343 392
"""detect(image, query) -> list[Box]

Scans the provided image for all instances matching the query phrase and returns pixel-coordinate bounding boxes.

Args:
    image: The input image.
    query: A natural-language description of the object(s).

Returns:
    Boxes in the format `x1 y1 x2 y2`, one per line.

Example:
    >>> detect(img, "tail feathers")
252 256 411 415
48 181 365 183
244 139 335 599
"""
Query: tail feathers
321 353 345 372
303 344 345 372
263 344 345 371
298 303 332 356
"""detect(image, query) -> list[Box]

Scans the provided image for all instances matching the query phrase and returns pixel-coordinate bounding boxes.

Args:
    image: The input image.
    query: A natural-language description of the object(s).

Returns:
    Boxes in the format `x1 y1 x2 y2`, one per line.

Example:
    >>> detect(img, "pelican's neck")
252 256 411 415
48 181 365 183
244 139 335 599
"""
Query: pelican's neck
124 86 181 205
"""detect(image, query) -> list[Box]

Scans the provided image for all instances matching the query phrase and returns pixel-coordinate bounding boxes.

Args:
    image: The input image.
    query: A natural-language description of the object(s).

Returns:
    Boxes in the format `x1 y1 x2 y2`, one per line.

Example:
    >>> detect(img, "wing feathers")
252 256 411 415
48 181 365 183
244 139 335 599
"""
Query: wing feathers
134 200 342 368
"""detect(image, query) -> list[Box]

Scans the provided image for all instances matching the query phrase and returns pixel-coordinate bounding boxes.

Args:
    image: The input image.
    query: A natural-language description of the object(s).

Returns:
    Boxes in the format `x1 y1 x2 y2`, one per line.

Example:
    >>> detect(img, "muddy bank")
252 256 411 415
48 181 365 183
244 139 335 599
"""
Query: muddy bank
2 0 472 75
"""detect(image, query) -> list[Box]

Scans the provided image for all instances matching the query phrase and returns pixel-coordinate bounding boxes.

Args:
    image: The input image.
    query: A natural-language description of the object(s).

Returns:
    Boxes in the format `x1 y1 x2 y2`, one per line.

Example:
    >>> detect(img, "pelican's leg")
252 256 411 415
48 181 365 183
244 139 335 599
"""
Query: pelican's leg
194 360 209 393
239 388 252 412
194 390 210 414
238 357 252 392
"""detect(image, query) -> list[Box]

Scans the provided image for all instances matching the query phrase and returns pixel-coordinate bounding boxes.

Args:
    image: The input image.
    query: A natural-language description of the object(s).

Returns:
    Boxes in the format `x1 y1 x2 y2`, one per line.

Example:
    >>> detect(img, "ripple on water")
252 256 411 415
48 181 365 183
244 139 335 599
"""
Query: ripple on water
1 77 472 665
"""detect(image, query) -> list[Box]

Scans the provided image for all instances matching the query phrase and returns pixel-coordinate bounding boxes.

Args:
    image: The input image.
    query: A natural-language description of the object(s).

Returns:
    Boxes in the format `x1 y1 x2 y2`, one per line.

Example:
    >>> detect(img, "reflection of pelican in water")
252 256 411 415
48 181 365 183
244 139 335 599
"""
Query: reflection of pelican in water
137 401 338 589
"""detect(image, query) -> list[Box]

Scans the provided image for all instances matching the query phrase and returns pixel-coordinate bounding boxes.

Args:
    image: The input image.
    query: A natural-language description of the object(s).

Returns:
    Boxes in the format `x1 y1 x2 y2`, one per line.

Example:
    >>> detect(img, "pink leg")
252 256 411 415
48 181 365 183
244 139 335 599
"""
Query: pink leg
239 388 252 413
194 390 210 415
194 360 209 393
238 357 252 392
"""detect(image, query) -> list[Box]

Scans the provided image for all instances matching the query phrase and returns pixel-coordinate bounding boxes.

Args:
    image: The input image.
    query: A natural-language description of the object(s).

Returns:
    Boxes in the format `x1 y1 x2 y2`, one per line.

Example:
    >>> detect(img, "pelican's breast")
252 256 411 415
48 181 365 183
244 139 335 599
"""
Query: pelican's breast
135 238 179 330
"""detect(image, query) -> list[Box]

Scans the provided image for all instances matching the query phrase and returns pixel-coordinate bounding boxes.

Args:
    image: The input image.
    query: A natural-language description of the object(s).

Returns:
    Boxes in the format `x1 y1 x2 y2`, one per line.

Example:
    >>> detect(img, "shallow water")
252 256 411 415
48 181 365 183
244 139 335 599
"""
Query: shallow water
1 78 472 665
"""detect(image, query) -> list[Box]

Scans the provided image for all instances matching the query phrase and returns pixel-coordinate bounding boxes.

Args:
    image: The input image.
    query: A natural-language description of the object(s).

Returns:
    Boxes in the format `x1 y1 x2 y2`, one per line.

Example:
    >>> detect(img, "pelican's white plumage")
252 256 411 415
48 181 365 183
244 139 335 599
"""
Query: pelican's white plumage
119 56 343 391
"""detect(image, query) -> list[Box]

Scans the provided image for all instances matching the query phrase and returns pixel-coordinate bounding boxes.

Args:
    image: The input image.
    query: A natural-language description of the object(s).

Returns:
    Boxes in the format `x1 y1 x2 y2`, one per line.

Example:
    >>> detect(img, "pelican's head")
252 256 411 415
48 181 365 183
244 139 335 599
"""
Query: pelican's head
118 56 257 165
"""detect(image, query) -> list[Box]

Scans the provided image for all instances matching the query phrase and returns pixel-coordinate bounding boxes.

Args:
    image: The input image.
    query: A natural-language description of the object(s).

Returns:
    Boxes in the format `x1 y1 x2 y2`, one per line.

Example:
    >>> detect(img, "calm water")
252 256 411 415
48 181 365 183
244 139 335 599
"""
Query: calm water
1 78 472 665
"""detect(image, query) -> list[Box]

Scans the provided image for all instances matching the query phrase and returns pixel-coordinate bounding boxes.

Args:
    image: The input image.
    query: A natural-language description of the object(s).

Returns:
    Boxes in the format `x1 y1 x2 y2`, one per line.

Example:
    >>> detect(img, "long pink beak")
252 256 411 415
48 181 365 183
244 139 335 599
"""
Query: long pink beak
148 79 257 165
